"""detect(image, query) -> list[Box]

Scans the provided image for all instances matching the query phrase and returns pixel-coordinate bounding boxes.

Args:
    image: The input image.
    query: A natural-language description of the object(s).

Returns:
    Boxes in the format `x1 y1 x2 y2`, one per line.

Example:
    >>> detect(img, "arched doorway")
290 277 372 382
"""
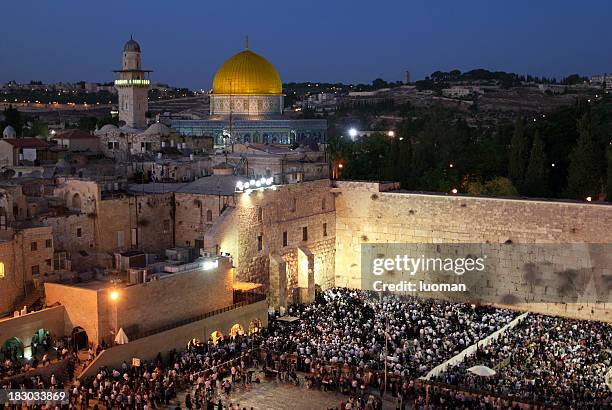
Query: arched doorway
2 337 24 361
249 319 263 335
229 324 245 338
71 327 88 351
31 328 51 357
210 330 224 346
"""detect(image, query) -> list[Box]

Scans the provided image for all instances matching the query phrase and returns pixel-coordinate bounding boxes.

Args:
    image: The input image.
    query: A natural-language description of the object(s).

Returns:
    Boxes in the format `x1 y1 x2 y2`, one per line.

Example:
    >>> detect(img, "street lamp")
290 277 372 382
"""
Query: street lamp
348 128 358 140
110 290 119 301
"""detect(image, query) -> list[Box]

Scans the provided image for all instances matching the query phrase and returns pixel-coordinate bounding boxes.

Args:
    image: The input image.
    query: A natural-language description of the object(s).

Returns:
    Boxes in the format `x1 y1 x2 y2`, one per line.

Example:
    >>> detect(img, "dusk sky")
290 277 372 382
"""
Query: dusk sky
1 0 612 89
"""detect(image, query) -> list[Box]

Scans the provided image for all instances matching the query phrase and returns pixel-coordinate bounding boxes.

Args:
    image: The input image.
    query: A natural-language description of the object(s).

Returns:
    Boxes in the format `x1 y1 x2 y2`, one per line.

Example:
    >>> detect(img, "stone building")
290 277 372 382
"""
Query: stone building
0 225 54 316
170 41 327 147
114 37 151 129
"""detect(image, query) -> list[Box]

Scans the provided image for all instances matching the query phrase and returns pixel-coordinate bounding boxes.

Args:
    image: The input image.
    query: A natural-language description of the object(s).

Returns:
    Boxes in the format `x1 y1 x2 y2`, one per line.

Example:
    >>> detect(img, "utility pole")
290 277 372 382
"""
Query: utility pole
384 315 389 395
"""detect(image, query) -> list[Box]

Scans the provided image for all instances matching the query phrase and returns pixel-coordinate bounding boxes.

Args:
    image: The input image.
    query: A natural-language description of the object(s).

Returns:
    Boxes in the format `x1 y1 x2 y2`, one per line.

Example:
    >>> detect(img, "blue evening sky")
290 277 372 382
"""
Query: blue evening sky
1 0 611 89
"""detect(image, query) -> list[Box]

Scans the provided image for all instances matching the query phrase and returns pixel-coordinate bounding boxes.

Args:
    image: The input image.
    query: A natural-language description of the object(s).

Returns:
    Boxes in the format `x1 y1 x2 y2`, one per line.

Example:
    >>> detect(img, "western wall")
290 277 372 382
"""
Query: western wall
333 181 612 321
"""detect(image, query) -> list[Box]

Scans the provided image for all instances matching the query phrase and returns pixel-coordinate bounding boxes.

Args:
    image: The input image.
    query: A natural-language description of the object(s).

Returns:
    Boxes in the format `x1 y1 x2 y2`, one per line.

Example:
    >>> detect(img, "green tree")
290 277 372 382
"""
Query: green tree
25 120 49 138
78 116 98 132
523 132 549 197
2 106 23 131
482 177 519 197
507 117 529 188
566 114 602 199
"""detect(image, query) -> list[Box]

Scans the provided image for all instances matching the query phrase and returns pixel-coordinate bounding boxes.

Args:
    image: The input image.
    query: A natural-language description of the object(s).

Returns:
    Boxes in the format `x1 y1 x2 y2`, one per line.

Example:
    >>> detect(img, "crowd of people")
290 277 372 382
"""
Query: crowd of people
433 314 612 409
0 335 78 381
262 288 517 379
3 288 611 409
69 334 260 409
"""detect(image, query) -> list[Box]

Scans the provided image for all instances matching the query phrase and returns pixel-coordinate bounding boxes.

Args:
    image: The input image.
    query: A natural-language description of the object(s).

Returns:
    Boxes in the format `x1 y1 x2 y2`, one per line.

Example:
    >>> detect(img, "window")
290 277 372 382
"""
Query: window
0 262 4 279
45 239 52 248
163 219 170 232
323 223 328 237
302 227 308 242
322 197 326 211
0 211 6 230
131 228 138 246
45 259 52 267
282 231 288 247
31 265 39 275
290 198 297 212
117 230 125 247
206 209 213 222
107 141 118 150
257 207 262 222
30 242 37 251
53 253 66 270
76 227 82 238
257 234 263 251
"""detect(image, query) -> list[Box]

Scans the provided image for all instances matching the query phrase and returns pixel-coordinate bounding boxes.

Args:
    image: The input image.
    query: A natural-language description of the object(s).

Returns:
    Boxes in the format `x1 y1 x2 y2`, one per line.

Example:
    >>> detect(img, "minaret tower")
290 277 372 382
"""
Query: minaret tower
113 36 152 128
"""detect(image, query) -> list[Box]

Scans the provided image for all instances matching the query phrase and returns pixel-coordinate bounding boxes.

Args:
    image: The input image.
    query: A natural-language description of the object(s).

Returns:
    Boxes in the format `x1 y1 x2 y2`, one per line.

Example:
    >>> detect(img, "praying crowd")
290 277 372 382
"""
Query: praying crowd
263 288 517 379
433 314 612 409
72 334 259 409
2 288 611 409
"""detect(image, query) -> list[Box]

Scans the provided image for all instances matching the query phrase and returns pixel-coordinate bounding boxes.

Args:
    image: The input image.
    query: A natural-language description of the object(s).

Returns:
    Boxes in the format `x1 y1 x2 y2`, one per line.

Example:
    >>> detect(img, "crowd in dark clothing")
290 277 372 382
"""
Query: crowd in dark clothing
71 334 259 409
3 288 610 409
263 288 516 378
433 314 612 409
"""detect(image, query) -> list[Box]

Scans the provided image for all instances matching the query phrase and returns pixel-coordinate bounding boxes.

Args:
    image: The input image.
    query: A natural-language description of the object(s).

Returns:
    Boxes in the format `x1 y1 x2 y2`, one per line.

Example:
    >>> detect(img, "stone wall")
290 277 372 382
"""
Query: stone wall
174 193 235 248
211 180 336 307
79 300 268 380
0 306 65 352
95 193 174 254
0 226 54 315
113 258 234 338
45 258 233 345
44 282 102 345
334 181 612 322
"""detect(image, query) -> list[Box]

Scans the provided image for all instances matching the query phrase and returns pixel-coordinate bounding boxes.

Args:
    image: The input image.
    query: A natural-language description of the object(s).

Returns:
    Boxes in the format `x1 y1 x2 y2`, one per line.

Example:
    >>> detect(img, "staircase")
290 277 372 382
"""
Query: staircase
14 285 44 313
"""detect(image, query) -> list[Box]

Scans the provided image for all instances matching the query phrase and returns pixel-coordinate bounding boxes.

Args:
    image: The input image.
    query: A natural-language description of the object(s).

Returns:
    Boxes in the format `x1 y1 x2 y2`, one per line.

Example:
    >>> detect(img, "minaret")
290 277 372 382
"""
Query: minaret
113 36 152 128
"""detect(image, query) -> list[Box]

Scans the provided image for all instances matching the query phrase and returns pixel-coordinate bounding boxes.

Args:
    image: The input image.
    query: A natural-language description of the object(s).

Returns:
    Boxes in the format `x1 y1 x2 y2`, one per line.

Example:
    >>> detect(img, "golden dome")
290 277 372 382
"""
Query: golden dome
211 49 282 96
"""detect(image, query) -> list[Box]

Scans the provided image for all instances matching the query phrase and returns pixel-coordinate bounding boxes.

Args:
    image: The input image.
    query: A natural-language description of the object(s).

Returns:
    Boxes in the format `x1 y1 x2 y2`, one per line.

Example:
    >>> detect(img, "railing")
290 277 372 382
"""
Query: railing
127 293 266 341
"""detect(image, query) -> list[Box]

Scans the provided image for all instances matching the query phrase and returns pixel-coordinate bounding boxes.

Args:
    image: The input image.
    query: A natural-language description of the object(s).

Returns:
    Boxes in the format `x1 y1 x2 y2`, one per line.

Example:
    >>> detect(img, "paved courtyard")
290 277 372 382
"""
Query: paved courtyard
173 370 396 410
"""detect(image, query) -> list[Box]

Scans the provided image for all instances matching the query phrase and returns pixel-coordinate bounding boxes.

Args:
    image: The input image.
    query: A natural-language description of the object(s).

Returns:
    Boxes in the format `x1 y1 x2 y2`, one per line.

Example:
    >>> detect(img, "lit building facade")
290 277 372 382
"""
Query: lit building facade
171 42 327 147
114 37 151 129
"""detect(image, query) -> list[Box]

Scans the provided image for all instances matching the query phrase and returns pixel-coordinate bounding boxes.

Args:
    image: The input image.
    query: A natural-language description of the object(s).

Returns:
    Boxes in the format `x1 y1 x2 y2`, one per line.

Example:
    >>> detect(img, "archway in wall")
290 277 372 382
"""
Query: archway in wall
71 327 88 351
229 324 245 338
2 337 24 361
210 331 224 346
249 319 263 335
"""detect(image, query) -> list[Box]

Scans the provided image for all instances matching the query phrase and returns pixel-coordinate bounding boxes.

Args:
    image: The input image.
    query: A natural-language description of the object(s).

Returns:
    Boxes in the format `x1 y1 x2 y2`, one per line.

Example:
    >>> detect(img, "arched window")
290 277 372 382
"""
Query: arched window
71 193 81 211
206 209 212 222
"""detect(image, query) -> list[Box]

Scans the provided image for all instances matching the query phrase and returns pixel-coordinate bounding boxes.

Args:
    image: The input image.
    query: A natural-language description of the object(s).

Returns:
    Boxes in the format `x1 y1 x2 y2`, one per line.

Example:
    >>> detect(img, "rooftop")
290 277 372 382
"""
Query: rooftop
2 138 52 148
52 129 98 140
